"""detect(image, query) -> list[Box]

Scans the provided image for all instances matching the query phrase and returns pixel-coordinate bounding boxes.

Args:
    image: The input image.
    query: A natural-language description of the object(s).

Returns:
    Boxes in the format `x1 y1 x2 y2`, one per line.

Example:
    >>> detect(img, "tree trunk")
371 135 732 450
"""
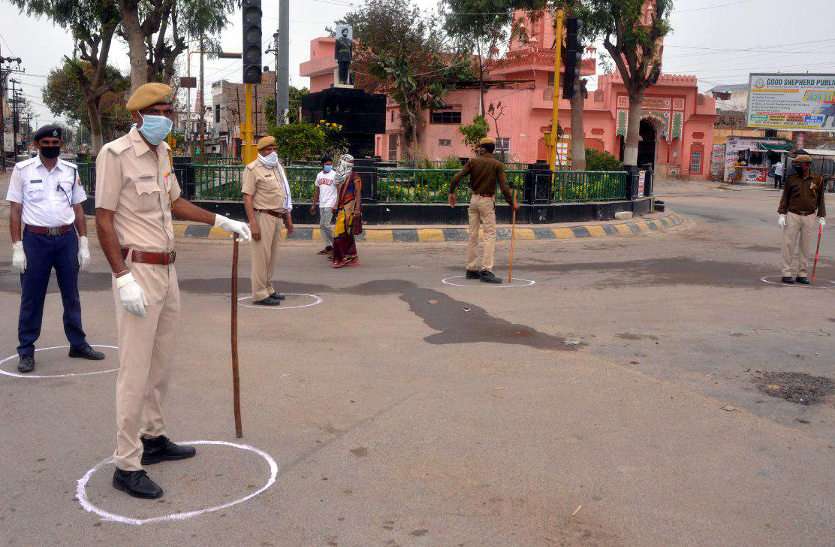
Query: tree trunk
570 78 586 171
623 91 643 167
476 42 485 117
120 1 148 93
86 99 104 153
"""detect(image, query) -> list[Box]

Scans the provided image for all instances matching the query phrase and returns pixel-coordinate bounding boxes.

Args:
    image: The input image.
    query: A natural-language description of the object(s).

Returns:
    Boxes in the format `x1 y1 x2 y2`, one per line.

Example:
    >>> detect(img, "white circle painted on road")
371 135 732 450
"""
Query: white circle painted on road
442 275 536 288
0 345 119 379
760 276 835 289
237 293 323 310
76 440 279 526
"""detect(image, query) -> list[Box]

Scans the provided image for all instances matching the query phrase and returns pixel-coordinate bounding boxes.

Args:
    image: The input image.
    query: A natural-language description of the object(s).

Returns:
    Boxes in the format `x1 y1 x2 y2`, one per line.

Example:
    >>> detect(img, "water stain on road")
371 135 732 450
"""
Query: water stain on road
514 257 813 288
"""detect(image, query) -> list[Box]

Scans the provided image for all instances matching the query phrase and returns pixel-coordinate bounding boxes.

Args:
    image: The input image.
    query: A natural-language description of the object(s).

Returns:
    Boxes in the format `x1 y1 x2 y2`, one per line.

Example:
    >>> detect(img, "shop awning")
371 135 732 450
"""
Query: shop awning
757 143 792 152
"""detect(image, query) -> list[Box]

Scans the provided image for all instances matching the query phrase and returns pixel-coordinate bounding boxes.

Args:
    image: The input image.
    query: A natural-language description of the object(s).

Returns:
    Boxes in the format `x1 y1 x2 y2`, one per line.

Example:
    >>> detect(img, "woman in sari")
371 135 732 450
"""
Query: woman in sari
332 162 362 268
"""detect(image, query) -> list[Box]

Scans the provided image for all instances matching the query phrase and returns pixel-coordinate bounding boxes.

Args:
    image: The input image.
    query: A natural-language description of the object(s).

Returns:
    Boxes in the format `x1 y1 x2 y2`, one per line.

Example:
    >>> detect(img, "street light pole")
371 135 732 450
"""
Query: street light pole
266 32 280 126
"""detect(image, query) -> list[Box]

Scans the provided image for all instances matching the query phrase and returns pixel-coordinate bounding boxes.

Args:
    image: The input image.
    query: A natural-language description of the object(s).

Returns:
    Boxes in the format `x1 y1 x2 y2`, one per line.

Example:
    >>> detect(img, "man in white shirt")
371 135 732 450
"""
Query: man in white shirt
774 160 785 189
310 156 338 256
6 125 104 373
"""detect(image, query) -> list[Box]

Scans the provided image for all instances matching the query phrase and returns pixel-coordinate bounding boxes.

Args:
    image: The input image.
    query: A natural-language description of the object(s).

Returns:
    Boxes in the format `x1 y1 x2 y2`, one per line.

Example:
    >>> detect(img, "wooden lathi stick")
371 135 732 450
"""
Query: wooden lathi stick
508 189 518 284
811 223 823 284
231 234 242 438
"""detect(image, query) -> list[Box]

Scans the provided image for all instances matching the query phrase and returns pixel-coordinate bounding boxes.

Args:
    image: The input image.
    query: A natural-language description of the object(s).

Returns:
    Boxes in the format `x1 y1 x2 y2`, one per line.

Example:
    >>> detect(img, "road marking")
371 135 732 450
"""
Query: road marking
441 275 536 288
237 293 323 310
0 345 119 379
76 440 279 526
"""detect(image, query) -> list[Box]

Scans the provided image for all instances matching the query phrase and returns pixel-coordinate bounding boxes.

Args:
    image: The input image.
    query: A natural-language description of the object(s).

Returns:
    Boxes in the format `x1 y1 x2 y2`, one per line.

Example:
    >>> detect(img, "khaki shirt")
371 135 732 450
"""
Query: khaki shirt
95 127 181 252
241 159 289 211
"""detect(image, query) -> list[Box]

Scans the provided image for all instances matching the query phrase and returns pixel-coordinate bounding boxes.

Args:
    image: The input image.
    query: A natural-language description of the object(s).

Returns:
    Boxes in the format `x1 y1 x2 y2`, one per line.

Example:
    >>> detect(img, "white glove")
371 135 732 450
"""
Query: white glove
78 236 91 271
778 214 787 228
116 272 148 317
214 214 252 241
818 217 826 226
11 241 26 273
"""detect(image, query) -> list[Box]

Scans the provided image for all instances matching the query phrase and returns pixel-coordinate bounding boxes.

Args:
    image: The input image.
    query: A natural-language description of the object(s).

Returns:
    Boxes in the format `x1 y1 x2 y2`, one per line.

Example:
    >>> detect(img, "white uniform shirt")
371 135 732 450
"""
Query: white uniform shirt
6 156 86 227
774 162 784 177
315 170 338 208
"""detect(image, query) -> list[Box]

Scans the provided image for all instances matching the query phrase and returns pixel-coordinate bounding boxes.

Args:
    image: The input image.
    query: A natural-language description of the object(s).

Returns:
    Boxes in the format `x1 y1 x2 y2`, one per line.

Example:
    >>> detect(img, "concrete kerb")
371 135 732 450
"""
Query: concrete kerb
176 211 687 243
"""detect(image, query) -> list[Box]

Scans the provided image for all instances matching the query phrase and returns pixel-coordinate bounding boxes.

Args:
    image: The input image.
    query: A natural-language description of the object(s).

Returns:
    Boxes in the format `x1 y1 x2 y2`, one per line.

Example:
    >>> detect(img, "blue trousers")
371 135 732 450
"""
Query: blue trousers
17 230 87 357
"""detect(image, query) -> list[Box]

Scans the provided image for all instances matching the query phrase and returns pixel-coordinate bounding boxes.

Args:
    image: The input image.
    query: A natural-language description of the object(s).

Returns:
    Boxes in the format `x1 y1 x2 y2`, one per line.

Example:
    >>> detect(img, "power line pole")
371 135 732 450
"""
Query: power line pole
0 49 25 171
199 36 206 162
266 32 279 126
277 0 289 125
9 78 22 159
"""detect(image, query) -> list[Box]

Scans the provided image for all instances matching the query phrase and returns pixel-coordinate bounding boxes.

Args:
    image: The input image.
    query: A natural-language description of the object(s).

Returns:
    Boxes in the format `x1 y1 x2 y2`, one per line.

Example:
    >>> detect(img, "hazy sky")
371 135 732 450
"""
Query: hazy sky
2 0 834 126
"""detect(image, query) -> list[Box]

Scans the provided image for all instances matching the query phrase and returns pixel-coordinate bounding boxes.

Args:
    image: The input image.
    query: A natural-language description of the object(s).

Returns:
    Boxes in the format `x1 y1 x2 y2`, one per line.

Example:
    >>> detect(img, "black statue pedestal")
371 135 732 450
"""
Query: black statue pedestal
301 87 386 159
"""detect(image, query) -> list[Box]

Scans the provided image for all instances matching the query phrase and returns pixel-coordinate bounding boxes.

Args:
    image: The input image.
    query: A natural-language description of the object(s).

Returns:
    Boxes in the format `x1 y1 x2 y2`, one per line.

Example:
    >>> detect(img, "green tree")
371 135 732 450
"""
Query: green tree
459 115 489 151
265 86 310 126
340 0 473 159
442 0 514 115
11 0 121 152
119 0 237 91
585 0 672 167
43 60 132 146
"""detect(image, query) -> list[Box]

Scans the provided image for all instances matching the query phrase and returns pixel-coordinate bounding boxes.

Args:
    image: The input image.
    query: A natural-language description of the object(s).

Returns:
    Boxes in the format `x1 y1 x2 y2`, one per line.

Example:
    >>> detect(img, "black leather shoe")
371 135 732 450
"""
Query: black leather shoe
254 295 281 306
17 355 35 373
270 292 287 301
465 270 481 279
112 469 164 499
480 270 503 284
781 277 795 284
69 345 105 360
796 277 811 285
141 435 197 465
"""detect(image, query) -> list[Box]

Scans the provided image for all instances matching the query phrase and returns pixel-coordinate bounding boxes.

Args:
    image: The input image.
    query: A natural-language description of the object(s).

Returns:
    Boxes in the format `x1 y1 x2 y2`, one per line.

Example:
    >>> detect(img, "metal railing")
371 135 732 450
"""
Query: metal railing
76 162 631 204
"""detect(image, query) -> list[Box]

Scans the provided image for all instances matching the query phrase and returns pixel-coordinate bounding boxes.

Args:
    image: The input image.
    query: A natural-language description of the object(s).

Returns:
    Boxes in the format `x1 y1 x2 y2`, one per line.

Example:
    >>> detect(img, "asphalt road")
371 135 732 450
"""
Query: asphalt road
1 179 834 546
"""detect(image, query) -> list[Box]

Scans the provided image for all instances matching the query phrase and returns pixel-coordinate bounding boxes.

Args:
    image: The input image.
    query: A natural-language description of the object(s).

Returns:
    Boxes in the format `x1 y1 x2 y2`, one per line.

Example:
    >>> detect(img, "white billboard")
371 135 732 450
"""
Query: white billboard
747 73 835 132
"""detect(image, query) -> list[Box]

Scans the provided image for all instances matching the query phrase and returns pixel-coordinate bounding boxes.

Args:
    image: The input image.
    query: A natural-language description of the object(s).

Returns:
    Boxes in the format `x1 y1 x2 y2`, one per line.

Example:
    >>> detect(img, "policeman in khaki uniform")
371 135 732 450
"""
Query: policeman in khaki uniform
242 136 294 305
778 154 826 284
449 137 518 284
95 83 251 499
6 125 104 373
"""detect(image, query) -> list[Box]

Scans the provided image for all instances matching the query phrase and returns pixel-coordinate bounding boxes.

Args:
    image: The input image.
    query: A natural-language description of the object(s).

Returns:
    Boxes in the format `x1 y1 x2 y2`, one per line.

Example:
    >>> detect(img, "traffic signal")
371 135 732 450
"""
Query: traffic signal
242 0 262 84
563 17 582 100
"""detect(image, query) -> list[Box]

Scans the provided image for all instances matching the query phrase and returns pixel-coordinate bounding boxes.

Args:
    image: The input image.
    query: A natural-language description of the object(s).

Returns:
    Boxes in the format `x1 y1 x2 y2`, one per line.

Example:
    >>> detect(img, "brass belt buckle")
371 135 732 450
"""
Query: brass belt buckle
47 227 61 236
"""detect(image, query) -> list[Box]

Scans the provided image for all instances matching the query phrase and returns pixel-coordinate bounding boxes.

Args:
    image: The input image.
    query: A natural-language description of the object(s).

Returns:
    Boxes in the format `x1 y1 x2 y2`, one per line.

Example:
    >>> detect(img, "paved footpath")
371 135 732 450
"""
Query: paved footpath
1 177 835 546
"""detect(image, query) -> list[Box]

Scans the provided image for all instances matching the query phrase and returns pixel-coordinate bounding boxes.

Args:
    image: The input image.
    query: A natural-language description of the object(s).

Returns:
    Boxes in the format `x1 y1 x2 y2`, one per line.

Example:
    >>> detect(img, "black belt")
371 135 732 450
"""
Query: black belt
255 209 286 219
25 224 74 236
789 210 816 216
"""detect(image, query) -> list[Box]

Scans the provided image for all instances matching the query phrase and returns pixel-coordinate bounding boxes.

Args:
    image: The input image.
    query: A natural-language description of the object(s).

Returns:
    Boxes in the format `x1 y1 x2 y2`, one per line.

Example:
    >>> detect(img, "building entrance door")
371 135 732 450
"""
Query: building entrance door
638 119 657 169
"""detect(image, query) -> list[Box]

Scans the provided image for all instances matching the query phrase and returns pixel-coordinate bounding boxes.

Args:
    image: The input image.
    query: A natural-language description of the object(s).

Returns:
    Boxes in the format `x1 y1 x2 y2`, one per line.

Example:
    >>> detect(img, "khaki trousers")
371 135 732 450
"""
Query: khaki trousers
467 195 497 272
782 212 818 277
112 262 180 471
251 211 282 301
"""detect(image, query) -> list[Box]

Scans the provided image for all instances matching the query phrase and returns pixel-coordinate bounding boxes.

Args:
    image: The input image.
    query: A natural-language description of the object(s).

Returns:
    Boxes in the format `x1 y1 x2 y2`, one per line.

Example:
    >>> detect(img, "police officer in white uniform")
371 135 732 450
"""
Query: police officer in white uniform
6 125 105 373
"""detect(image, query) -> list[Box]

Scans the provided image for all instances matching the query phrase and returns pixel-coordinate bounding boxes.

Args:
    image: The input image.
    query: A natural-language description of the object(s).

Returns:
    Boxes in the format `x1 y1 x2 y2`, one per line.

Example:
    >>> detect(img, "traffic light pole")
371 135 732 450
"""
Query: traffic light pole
242 83 256 164
549 9 565 172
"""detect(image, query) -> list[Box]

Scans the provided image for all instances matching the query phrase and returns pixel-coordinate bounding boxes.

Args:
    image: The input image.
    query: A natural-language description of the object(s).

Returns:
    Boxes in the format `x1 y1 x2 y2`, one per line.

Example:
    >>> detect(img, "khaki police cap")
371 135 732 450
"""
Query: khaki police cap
479 137 495 146
126 83 173 112
793 154 813 163
257 136 277 151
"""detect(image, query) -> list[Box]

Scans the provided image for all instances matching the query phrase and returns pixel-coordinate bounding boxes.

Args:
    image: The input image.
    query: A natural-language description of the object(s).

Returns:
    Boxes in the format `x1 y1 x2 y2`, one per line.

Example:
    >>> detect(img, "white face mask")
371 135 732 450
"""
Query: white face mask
258 151 278 167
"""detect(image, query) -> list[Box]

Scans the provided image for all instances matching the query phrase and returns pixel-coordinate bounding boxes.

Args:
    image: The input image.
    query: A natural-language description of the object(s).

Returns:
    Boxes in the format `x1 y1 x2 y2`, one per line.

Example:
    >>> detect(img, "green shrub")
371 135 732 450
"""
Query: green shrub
585 148 623 171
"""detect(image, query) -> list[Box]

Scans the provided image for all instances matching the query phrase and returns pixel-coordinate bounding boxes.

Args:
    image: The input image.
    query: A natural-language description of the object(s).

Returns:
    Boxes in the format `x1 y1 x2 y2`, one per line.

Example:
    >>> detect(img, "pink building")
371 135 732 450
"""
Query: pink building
300 12 717 179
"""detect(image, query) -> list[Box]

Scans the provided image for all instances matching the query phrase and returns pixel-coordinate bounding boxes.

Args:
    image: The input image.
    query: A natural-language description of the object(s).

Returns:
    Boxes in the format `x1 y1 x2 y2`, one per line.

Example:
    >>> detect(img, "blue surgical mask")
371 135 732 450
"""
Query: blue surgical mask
138 114 173 145
323 165 333 173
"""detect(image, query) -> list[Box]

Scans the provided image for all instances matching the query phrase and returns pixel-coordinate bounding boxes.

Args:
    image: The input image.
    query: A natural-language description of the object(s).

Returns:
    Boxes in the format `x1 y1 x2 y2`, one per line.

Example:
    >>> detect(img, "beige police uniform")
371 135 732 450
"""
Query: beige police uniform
96 127 181 471
242 159 290 301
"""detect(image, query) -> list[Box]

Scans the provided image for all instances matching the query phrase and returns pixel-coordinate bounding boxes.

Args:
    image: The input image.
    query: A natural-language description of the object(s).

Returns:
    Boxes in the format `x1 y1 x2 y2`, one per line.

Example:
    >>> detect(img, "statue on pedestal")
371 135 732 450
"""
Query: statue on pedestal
335 25 353 86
